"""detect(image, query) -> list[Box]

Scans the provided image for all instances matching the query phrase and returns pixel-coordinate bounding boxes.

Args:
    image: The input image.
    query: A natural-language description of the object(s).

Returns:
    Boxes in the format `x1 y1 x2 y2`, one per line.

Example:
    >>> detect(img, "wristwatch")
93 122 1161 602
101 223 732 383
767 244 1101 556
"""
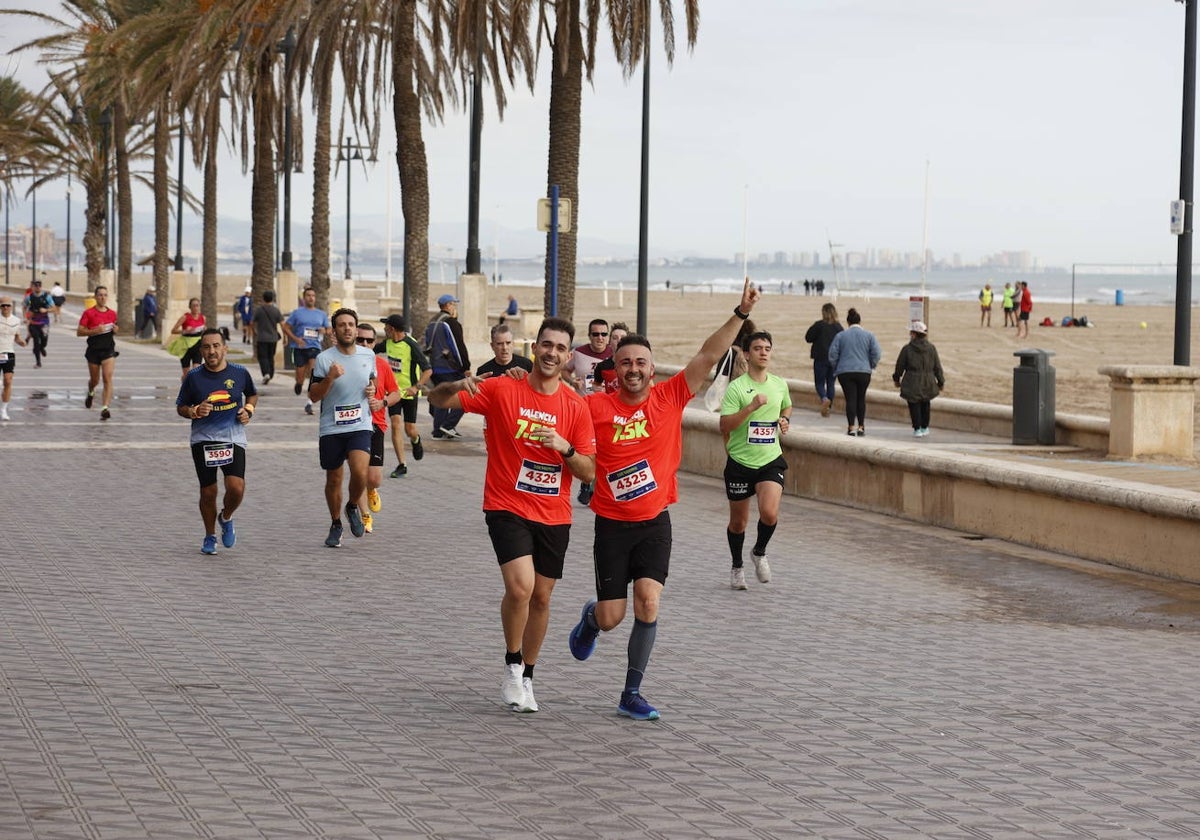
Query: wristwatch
733 306 749 320
563 445 576 459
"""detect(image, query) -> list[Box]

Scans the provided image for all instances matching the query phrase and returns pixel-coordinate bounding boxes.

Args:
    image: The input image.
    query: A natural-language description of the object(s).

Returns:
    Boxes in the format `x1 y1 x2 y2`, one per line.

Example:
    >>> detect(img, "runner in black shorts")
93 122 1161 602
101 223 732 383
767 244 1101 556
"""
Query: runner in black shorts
723 454 787 501
77 285 120 420
592 511 672 601
485 510 571 579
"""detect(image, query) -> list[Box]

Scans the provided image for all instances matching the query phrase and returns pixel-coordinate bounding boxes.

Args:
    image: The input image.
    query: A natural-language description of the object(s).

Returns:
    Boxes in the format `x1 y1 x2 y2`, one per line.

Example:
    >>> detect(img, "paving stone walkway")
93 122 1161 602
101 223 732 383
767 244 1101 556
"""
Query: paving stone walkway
1 323 1199 838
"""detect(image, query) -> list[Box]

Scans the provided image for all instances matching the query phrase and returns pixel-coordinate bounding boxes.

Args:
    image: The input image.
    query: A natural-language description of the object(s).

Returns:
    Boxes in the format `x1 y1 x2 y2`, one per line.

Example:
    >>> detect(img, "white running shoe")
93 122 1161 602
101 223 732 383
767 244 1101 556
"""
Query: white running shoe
730 567 748 590
0 409 9 421
514 677 539 713
501 663 524 706
751 552 772 583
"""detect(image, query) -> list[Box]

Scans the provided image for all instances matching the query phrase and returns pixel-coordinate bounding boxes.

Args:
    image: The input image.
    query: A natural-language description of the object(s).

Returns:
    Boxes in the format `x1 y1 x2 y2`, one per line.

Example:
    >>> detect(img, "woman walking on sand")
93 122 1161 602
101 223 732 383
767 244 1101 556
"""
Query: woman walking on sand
827 308 881 437
892 321 945 437
804 303 843 417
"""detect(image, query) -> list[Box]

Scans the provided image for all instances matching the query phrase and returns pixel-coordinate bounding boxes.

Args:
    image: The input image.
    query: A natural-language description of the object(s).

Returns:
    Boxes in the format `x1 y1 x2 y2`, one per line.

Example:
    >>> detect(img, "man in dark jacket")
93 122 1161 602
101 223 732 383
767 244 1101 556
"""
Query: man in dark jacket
423 294 470 438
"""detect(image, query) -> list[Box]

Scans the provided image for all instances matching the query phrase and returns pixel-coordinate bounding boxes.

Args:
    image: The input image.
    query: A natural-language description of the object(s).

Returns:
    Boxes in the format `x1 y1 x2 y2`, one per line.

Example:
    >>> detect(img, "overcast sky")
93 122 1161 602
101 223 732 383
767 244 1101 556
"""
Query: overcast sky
0 0 1192 266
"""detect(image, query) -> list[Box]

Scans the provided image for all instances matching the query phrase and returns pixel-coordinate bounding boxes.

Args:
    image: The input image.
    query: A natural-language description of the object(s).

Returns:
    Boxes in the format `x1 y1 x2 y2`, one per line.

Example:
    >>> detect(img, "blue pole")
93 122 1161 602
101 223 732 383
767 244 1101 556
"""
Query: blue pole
549 184 559 317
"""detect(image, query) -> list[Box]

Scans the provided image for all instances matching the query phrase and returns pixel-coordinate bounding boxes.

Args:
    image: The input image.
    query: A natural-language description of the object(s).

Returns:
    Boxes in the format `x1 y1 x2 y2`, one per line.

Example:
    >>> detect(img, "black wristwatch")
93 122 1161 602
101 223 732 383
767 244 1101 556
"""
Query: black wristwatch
733 306 749 320
563 445 576 459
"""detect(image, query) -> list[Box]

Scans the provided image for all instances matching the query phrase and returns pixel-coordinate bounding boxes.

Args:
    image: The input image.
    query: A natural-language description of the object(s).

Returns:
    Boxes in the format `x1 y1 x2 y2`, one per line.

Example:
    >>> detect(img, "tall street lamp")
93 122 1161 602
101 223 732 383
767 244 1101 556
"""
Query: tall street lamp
337 138 375 281
277 26 296 273
1175 0 1197 365
174 109 185 272
30 173 37 284
65 174 72 292
99 106 113 272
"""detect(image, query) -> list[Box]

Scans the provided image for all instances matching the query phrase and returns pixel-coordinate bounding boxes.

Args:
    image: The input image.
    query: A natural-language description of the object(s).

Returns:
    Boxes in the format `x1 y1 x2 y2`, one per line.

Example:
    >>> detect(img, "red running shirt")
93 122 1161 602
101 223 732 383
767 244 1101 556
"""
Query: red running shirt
587 371 694 522
458 376 596 525
371 355 399 432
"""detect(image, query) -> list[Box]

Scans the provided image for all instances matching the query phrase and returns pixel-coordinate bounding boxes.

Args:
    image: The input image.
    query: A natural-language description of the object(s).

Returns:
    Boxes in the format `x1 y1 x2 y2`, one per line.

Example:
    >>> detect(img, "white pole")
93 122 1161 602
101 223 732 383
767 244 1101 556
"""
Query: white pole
603 280 609 308
920 159 930 296
741 184 750 280
618 282 624 309
385 150 393 299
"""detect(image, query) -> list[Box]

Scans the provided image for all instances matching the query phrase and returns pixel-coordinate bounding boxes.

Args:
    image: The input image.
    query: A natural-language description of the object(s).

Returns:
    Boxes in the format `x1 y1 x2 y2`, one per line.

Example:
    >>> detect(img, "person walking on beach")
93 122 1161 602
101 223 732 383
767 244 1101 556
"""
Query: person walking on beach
719 330 791 590
804 303 843 417
1002 282 1016 328
979 283 994 327
77 285 119 421
309 308 380 548
429 317 596 714
170 298 207 381
827 308 881 437
1016 282 1033 339
568 277 761 721
282 287 331 414
892 321 944 437
175 328 258 555
250 290 283 385
0 296 27 421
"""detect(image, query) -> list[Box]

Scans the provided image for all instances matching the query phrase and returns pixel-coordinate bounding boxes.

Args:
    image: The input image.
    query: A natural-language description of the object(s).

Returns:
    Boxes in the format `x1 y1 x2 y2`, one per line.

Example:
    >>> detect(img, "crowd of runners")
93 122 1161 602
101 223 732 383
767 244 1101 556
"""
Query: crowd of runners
6 278 797 722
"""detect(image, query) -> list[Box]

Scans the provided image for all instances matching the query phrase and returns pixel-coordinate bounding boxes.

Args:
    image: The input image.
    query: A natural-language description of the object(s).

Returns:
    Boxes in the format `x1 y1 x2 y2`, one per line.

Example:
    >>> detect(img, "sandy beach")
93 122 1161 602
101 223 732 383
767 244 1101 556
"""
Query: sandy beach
461 282 1200 420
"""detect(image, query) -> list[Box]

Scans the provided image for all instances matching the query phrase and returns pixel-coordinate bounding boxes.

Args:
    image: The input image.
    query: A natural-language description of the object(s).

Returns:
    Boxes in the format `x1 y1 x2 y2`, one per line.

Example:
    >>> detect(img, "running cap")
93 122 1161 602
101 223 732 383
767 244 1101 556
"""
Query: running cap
244 286 252 293
437 294 459 306
382 314 409 332
910 321 928 335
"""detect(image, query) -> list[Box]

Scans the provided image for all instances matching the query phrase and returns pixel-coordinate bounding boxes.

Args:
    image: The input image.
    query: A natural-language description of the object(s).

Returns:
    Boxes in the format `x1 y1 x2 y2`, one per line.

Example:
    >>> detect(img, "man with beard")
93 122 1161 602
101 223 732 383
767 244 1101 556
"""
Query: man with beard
568 278 761 720
429 318 596 714
176 329 258 555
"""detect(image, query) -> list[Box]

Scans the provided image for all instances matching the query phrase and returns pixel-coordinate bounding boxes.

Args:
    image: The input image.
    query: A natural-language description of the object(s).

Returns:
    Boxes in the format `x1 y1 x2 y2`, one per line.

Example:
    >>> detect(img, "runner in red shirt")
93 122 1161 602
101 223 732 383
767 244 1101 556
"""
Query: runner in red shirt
568 277 762 721
77 285 120 420
356 322 401 534
429 317 596 714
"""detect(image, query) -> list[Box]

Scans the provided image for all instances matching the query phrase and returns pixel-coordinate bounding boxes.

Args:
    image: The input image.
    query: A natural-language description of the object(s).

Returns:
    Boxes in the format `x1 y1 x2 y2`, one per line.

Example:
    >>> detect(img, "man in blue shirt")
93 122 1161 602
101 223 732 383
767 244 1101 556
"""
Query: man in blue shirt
309 308 383 547
281 286 330 415
175 328 258 556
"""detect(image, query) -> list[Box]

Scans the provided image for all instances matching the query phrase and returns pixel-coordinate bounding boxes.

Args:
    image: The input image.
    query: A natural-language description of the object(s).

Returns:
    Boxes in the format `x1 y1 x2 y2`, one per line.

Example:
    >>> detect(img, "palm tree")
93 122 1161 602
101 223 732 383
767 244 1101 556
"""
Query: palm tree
537 0 699 323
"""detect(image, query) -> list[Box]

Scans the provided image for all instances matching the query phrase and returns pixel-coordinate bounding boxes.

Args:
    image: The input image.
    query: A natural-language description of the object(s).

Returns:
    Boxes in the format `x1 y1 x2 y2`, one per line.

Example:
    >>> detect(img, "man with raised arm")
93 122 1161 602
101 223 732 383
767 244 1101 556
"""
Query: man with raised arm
568 278 761 721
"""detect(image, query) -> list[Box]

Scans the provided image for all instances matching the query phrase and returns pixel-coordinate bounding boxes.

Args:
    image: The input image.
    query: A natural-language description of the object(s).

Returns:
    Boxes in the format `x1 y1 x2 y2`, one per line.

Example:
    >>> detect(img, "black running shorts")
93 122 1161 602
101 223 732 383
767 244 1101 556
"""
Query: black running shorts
484 510 570 579
723 454 787 501
592 510 671 601
369 427 386 467
190 442 246 488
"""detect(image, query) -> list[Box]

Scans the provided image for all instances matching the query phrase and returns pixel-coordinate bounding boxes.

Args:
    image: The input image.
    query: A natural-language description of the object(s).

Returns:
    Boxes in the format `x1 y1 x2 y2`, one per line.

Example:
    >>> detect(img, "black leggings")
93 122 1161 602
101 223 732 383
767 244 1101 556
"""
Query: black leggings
256 341 277 379
837 372 871 427
907 400 931 430
28 323 49 363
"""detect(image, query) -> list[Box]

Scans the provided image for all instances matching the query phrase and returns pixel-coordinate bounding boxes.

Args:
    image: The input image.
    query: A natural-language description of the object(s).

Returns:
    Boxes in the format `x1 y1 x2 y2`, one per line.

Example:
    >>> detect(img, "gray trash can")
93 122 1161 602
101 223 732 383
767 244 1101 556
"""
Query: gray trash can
1012 349 1056 445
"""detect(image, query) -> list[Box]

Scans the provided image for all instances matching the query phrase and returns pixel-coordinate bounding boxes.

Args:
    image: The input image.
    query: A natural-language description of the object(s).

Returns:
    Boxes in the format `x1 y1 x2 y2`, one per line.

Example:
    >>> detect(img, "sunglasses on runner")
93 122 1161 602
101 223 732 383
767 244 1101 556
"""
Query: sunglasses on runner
590 331 608 337
355 337 374 345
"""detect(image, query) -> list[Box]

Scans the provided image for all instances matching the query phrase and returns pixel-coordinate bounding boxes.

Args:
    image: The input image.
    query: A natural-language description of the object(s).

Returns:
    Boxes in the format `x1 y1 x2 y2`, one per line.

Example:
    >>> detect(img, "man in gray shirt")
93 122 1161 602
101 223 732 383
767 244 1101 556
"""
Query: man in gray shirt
251 290 284 385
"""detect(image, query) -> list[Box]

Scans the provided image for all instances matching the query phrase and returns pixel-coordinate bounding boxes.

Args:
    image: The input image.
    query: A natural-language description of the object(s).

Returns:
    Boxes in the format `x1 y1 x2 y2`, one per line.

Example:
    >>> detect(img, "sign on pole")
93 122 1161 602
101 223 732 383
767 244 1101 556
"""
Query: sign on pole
537 197 572 233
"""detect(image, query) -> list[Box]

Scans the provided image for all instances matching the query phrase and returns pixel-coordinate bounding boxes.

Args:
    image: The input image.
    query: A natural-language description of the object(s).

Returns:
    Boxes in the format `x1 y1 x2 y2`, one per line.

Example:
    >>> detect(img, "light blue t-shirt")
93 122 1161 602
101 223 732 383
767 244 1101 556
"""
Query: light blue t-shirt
312 345 376 436
287 307 330 349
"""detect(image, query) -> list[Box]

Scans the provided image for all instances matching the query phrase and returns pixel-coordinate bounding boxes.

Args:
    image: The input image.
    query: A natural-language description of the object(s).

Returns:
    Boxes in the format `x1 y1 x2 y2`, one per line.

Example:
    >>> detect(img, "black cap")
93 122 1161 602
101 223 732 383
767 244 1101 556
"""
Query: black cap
382 314 409 332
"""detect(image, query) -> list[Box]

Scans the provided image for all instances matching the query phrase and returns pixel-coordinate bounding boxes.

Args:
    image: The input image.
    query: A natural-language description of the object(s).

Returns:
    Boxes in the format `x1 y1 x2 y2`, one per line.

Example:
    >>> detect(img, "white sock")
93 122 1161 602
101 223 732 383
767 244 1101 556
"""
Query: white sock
1 401 8 412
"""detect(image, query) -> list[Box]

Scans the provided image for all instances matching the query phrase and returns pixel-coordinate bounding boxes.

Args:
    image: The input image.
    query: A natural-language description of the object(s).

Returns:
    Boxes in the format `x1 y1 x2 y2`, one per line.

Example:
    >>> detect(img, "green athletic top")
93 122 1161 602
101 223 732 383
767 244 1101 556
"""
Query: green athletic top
720 372 793 468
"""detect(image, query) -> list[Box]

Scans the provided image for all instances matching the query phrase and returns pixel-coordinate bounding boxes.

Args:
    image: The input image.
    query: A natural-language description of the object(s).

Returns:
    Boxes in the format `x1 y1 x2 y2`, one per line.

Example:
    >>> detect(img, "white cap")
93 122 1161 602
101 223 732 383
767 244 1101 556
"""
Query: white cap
910 321 928 335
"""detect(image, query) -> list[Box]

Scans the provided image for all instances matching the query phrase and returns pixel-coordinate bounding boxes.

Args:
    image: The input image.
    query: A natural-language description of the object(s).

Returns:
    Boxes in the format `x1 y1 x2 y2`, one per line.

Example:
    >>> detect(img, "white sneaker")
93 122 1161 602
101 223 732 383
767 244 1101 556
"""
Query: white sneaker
730 567 748 590
439 426 463 438
514 677 539 713
0 409 9 421
751 552 772 583
501 663 524 706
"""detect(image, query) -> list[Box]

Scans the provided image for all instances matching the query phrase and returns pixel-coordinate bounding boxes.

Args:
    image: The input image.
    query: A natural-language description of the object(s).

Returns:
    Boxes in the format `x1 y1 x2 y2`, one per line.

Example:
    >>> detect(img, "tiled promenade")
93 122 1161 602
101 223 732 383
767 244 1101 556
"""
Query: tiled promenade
2 320 1200 838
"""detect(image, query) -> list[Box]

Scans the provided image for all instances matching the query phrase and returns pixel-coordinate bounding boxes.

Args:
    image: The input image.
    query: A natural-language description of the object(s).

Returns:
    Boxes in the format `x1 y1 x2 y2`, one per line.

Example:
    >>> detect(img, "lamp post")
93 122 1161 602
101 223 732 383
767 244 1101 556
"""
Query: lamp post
65 174 71 292
1175 0 1197 366
635 5 651 336
30 173 37 284
336 138 374 281
99 106 113 272
174 109 185 271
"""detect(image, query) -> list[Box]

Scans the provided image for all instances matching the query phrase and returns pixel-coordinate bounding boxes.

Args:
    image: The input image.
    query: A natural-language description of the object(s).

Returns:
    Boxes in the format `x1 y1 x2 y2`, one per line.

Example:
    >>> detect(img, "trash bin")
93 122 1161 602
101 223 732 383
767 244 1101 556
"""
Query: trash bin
134 298 144 337
1115 289 1125 306
1012 349 1056 445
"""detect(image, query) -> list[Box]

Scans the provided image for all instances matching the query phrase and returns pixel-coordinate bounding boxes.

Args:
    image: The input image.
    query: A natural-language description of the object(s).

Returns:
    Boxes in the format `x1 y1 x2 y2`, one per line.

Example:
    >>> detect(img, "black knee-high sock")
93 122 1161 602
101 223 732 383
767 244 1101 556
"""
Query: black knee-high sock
727 529 745 568
753 521 777 556
625 618 658 694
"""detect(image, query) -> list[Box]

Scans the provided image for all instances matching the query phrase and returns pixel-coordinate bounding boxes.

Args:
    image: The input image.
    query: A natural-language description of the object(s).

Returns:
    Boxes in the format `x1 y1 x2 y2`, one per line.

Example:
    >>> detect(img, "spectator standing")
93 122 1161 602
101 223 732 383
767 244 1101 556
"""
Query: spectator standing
251 290 284 385
235 287 254 344
424 294 470 438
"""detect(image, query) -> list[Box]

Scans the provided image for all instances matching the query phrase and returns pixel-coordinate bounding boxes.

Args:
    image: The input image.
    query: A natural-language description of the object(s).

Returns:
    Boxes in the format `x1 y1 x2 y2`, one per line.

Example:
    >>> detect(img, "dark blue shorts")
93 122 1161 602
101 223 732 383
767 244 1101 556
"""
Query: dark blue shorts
292 347 321 367
319 430 372 470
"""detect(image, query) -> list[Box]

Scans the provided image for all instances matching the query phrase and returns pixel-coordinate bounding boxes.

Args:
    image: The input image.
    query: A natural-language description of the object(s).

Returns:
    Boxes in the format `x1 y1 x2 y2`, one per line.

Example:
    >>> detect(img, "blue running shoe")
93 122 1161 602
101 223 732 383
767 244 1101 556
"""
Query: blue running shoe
201 535 218 555
325 523 343 548
346 503 365 538
618 691 659 721
217 512 236 548
568 599 599 661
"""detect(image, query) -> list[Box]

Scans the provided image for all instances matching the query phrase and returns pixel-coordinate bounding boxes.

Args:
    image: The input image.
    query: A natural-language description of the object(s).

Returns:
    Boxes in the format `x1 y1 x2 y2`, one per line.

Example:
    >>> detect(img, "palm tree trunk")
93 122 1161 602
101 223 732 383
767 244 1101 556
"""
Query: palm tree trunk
84 179 104 291
114 102 134 333
250 56 278 320
310 48 334 313
202 109 218 322
152 103 171 326
393 0 431 337
543 0 583 325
